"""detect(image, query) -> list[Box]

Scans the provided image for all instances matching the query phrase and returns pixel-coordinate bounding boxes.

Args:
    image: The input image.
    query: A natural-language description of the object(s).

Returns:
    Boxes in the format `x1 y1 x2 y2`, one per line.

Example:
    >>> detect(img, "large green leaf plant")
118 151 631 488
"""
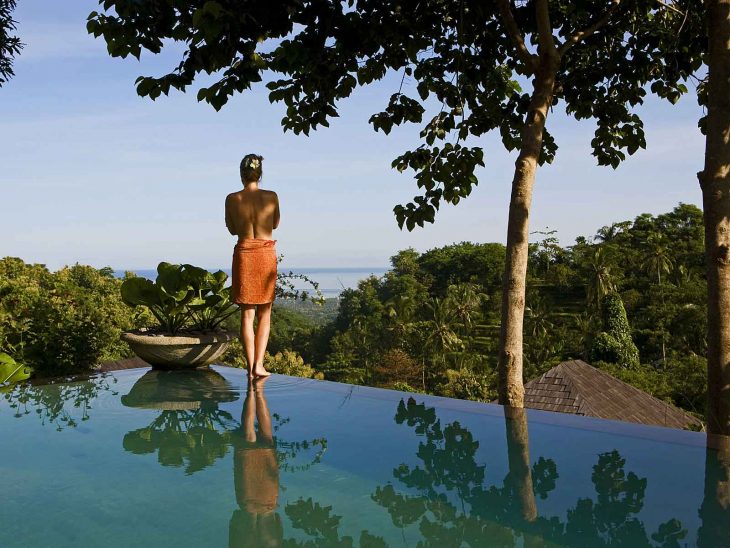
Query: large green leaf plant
121 262 238 335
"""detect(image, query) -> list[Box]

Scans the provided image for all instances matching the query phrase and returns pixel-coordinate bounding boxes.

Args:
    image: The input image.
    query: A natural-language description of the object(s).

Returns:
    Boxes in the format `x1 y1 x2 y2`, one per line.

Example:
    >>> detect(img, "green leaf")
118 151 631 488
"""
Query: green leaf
0 353 32 385
120 277 160 307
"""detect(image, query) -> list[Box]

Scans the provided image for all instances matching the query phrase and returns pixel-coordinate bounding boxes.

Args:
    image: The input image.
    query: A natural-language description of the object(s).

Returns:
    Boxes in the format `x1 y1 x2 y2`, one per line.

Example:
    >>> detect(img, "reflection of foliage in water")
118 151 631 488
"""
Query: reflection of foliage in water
282 498 385 547
371 397 686 547
276 437 328 474
240 411 328 474
122 408 327 476
1 374 118 430
123 406 237 475
122 395 327 476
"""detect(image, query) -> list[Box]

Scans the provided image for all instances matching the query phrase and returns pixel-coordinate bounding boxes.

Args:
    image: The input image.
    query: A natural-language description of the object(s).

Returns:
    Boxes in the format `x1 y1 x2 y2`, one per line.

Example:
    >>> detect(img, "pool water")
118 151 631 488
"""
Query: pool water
1 366 728 547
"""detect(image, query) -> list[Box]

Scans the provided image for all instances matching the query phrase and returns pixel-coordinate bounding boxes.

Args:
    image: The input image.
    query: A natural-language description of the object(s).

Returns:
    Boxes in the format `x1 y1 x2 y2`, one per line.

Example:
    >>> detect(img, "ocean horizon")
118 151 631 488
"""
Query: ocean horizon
113 266 389 298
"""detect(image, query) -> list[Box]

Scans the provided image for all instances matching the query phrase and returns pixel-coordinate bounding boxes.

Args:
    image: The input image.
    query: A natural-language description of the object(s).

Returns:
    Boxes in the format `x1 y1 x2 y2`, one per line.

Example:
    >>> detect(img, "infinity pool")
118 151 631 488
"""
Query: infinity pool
1 365 728 547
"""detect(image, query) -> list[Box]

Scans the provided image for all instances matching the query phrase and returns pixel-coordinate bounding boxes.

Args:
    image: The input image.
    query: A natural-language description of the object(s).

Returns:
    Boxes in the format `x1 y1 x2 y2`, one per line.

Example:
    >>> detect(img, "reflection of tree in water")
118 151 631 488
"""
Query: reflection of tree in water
121 370 327 476
372 397 686 547
698 435 730 548
282 498 386 547
123 405 237 474
10 369 724 547
1 373 118 430
122 369 240 473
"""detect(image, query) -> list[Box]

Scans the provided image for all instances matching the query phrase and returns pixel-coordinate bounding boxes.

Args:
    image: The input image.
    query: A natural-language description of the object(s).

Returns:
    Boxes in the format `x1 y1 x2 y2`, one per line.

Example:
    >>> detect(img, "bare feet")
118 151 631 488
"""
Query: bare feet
252 363 271 378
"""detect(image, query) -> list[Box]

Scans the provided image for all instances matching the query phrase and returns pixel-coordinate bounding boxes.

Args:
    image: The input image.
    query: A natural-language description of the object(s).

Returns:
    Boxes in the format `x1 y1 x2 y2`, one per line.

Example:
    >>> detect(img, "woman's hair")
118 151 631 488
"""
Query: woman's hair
240 154 264 183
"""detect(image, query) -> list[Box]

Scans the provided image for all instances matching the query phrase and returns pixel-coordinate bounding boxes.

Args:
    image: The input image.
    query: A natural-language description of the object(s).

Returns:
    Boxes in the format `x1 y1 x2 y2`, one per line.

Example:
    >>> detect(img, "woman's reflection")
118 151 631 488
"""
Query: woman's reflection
229 376 283 548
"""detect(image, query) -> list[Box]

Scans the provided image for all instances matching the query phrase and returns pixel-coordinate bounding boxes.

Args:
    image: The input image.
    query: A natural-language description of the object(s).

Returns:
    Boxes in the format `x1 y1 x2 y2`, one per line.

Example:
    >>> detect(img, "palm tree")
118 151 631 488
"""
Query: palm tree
673 264 694 288
423 297 462 370
524 294 554 338
642 234 675 287
642 234 674 366
574 311 598 361
384 293 417 349
445 283 485 334
584 247 616 313
594 221 631 244
350 314 380 384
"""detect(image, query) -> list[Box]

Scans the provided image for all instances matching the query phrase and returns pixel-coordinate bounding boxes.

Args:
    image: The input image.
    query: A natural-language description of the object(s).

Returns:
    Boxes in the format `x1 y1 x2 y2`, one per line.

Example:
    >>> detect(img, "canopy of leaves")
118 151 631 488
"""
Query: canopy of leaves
88 0 703 229
0 0 22 86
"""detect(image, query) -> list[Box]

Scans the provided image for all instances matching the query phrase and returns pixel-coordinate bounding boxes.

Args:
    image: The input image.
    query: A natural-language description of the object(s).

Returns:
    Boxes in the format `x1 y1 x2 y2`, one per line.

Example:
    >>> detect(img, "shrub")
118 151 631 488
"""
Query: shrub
590 293 640 368
219 337 245 368
27 265 138 376
390 381 422 393
373 348 423 389
0 258 142 377
264 350 323 379
665 353 707 416
438 368 496 402
220 343 324 380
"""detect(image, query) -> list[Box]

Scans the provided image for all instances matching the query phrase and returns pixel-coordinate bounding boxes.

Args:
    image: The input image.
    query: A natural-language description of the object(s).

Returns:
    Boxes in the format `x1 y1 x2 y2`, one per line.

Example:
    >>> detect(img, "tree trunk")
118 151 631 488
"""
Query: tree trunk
498 58 558 406
701 0 730 435
659 268 667 366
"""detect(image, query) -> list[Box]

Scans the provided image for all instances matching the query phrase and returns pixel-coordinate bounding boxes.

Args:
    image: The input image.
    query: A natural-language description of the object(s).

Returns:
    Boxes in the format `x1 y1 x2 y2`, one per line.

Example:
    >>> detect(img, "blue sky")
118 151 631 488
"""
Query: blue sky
0 0 706 270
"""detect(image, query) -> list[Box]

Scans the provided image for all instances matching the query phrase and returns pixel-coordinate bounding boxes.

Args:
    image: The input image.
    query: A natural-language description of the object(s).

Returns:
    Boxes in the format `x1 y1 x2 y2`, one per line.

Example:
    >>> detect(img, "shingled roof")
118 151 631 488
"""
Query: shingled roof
523 360 702 430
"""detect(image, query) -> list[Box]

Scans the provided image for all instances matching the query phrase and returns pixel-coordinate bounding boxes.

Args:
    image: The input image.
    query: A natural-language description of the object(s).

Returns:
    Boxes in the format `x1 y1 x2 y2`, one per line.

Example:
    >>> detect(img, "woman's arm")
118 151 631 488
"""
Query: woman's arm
225 194 236 235
273 193 280 230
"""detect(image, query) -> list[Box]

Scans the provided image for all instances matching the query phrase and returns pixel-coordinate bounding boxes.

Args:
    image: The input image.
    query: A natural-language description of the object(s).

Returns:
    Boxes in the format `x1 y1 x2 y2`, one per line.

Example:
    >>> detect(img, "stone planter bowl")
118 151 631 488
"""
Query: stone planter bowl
121 328 237 369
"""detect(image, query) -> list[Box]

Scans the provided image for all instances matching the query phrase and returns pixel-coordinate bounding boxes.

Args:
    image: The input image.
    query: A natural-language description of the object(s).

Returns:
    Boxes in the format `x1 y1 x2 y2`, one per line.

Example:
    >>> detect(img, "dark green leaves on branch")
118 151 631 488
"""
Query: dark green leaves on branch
88 0 703 228
392 143 483 231
0 0 22 86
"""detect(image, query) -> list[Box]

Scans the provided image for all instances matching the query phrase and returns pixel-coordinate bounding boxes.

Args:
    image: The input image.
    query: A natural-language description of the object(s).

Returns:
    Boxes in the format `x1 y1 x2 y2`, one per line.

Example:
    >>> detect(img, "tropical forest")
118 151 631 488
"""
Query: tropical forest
2 202 707 422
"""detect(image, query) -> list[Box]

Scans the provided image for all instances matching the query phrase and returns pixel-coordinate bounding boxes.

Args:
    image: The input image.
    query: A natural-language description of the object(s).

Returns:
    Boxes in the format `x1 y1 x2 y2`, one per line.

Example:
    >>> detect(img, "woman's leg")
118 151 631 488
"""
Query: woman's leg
253 302 273 376
240 305 256 376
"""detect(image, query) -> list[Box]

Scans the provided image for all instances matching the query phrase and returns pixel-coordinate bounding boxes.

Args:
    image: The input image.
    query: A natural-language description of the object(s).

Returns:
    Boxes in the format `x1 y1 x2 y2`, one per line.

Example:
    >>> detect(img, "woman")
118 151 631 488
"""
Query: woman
226 154 280 378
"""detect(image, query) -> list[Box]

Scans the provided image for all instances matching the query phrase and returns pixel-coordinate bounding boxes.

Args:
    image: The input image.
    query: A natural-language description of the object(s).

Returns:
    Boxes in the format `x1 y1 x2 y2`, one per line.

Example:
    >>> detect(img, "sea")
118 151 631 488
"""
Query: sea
113 267 389 298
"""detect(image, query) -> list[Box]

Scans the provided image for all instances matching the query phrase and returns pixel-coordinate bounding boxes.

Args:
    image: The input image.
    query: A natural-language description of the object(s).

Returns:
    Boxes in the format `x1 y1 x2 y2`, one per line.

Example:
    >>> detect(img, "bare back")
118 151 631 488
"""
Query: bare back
226 187 280 241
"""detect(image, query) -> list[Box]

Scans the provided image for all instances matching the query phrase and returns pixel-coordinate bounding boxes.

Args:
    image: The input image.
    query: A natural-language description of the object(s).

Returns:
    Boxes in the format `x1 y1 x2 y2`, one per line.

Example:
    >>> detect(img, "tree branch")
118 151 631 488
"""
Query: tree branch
535 0 558 60
496 0 537 72
557 0 622 57
655 0 685 17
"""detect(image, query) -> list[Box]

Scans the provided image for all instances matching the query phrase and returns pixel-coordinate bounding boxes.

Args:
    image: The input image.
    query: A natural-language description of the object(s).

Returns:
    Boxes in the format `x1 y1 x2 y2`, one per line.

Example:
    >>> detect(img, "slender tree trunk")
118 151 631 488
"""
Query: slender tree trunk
498 58 558 406
659 268 667 366
422 358 426 391
701 0 730 435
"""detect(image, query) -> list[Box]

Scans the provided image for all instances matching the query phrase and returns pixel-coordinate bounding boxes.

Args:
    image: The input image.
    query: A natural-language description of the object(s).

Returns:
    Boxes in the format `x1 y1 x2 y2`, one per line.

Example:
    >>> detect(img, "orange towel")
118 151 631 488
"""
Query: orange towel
231 239 277 305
